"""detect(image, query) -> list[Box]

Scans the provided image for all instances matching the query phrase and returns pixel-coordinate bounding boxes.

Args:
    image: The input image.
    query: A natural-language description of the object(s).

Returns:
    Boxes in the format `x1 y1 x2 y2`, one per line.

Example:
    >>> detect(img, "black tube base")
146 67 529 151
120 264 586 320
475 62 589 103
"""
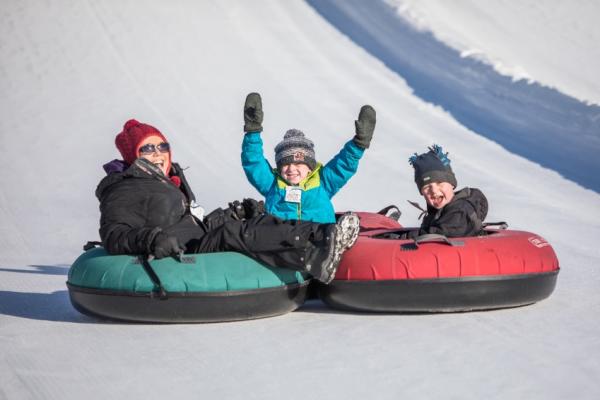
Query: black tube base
318 271 558 313
68 281 310 323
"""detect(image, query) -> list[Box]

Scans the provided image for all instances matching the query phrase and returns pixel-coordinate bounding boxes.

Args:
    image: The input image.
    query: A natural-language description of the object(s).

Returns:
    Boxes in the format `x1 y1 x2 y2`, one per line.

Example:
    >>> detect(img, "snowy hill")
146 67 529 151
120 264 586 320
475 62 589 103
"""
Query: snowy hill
1 1 599 399
309 0 600 192
389 0 600 105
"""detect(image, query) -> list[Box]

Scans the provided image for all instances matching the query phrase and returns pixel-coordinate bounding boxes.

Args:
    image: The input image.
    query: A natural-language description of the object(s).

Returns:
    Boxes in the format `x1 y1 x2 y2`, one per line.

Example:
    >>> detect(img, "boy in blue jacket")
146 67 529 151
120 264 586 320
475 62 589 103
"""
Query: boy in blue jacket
241 92 375 224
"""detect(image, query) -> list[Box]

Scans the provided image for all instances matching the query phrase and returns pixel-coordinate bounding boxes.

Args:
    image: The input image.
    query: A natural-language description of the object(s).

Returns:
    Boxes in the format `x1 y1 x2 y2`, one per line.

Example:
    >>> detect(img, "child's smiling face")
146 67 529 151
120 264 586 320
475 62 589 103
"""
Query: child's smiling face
280 163 312 185
421 181 455 209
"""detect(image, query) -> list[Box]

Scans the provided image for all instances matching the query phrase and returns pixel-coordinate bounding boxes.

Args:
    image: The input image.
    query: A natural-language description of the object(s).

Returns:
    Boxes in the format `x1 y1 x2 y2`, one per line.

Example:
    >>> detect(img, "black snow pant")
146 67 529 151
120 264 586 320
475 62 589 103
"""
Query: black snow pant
188 214 329 272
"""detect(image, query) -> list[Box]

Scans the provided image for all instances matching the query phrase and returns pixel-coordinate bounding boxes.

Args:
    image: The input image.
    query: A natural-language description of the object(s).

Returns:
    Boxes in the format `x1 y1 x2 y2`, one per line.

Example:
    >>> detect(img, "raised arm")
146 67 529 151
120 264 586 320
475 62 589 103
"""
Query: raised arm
241 92 275 195
321 105 376 195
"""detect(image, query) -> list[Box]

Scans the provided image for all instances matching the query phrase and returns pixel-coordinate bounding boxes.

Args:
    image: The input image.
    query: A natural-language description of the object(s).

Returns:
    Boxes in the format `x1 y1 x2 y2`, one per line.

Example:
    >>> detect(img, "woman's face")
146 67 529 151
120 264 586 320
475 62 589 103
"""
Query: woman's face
137 135 171 176
280 163 312 185
421 181 455 209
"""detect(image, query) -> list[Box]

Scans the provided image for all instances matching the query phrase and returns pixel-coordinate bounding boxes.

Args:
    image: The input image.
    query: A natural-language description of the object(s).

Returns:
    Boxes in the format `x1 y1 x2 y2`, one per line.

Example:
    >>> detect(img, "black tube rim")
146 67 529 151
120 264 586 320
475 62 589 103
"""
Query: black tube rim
319 270 559 313
67 280 311 323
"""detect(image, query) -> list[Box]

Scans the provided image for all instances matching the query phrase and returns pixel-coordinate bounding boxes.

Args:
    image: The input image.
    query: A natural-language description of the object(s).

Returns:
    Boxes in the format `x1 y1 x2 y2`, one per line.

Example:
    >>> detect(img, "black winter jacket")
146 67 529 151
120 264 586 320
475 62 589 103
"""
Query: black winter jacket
419 187 488 238
95 158 205 255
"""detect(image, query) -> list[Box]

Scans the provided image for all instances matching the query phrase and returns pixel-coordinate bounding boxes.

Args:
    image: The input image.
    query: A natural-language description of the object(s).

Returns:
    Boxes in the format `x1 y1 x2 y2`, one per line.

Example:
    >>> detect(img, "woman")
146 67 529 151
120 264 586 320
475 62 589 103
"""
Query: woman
96 119 360 284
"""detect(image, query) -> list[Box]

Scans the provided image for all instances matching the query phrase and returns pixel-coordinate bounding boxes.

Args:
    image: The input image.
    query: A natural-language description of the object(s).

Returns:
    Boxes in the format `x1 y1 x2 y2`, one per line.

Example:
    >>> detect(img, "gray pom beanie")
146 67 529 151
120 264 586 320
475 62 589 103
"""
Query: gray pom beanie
274 129 317 170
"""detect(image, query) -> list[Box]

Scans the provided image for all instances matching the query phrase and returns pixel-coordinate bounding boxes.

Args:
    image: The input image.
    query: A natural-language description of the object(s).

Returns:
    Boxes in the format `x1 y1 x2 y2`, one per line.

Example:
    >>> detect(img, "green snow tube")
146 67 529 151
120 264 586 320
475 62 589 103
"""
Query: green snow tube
67 247 310 323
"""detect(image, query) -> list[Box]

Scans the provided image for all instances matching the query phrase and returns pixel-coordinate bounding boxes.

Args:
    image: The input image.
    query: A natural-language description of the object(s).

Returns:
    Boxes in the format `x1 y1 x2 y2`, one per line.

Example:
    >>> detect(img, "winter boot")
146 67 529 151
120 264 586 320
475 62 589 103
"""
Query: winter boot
336 212 360 250
306 212 360 284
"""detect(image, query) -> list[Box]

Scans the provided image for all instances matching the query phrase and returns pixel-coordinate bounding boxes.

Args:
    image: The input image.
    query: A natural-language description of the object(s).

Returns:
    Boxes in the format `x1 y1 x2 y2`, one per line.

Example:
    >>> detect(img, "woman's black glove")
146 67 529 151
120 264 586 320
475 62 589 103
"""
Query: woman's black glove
242 198 265 218
244 92 263 132
203 199 265 231
228 198 265 220
353 105 376 149
152 233 185 259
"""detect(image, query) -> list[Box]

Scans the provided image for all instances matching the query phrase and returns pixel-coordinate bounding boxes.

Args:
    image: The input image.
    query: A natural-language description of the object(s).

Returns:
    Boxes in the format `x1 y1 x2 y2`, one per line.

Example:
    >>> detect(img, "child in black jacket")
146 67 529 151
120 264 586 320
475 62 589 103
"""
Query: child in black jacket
409 145 488 238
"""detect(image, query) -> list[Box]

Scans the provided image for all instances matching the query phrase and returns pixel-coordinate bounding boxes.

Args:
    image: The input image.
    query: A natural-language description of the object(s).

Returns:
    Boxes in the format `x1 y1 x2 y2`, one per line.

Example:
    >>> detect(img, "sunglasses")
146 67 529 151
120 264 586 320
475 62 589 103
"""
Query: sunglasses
138 142 170 155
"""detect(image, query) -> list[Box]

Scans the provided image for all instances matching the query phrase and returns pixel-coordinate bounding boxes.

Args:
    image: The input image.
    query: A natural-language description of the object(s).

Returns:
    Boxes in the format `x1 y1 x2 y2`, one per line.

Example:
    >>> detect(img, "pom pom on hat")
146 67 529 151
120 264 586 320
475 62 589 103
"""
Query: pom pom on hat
115 119 168 165
274 129 317 170
124 119 141 131
409 144 457 191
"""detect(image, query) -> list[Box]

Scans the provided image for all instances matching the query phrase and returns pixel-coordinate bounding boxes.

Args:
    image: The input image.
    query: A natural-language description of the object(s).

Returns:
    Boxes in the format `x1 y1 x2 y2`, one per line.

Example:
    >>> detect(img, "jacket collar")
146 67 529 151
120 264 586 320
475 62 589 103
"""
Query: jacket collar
96 158 187 199
275 163 323 189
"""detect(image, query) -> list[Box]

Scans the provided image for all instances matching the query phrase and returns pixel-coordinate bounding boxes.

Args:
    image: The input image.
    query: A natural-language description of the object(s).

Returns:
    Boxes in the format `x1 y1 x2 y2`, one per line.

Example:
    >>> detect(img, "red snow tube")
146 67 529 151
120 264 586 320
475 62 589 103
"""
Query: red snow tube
319 212 559 312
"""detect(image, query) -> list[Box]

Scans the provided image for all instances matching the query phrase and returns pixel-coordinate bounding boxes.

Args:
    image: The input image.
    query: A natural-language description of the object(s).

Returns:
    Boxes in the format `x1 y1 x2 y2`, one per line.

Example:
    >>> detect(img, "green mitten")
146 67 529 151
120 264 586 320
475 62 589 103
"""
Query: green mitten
244 92 264 132
353 105 376 149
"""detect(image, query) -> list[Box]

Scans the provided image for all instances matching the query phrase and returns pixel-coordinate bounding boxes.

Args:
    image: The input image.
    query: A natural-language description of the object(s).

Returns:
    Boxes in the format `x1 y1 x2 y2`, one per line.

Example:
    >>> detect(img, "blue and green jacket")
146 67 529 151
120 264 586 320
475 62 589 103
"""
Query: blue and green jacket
242 132 365 223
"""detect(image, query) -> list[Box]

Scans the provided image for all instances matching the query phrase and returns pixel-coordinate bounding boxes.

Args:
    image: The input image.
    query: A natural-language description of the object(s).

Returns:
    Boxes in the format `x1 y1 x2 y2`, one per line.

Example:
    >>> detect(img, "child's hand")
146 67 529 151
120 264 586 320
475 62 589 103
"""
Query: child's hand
244 92 264 132
353 105 376 149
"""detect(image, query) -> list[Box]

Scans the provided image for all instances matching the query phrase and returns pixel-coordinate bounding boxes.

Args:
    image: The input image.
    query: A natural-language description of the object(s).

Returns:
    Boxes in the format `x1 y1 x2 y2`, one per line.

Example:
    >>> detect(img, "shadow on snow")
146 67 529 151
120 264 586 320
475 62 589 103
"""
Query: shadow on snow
0 265 97 323
0 290 97 323
0 265 69 276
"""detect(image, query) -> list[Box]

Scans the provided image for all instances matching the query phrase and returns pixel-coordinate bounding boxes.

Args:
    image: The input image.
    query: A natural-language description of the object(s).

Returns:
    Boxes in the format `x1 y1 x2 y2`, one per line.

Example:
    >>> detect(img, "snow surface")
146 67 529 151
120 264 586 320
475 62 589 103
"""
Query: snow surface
307 0 600 192
388 0 600 105
1 1 599 399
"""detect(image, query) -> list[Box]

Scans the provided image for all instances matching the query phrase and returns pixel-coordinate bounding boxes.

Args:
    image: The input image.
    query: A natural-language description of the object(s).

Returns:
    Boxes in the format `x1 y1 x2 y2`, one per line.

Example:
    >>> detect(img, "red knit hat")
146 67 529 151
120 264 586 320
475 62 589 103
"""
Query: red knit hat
115 119 169 165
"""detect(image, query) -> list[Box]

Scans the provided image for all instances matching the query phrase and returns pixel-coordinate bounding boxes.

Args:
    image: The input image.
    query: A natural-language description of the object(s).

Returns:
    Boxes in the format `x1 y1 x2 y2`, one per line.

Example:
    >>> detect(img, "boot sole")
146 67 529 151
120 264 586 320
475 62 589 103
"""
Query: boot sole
337 213 360 250
322 213 361 284
319 224 340 284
